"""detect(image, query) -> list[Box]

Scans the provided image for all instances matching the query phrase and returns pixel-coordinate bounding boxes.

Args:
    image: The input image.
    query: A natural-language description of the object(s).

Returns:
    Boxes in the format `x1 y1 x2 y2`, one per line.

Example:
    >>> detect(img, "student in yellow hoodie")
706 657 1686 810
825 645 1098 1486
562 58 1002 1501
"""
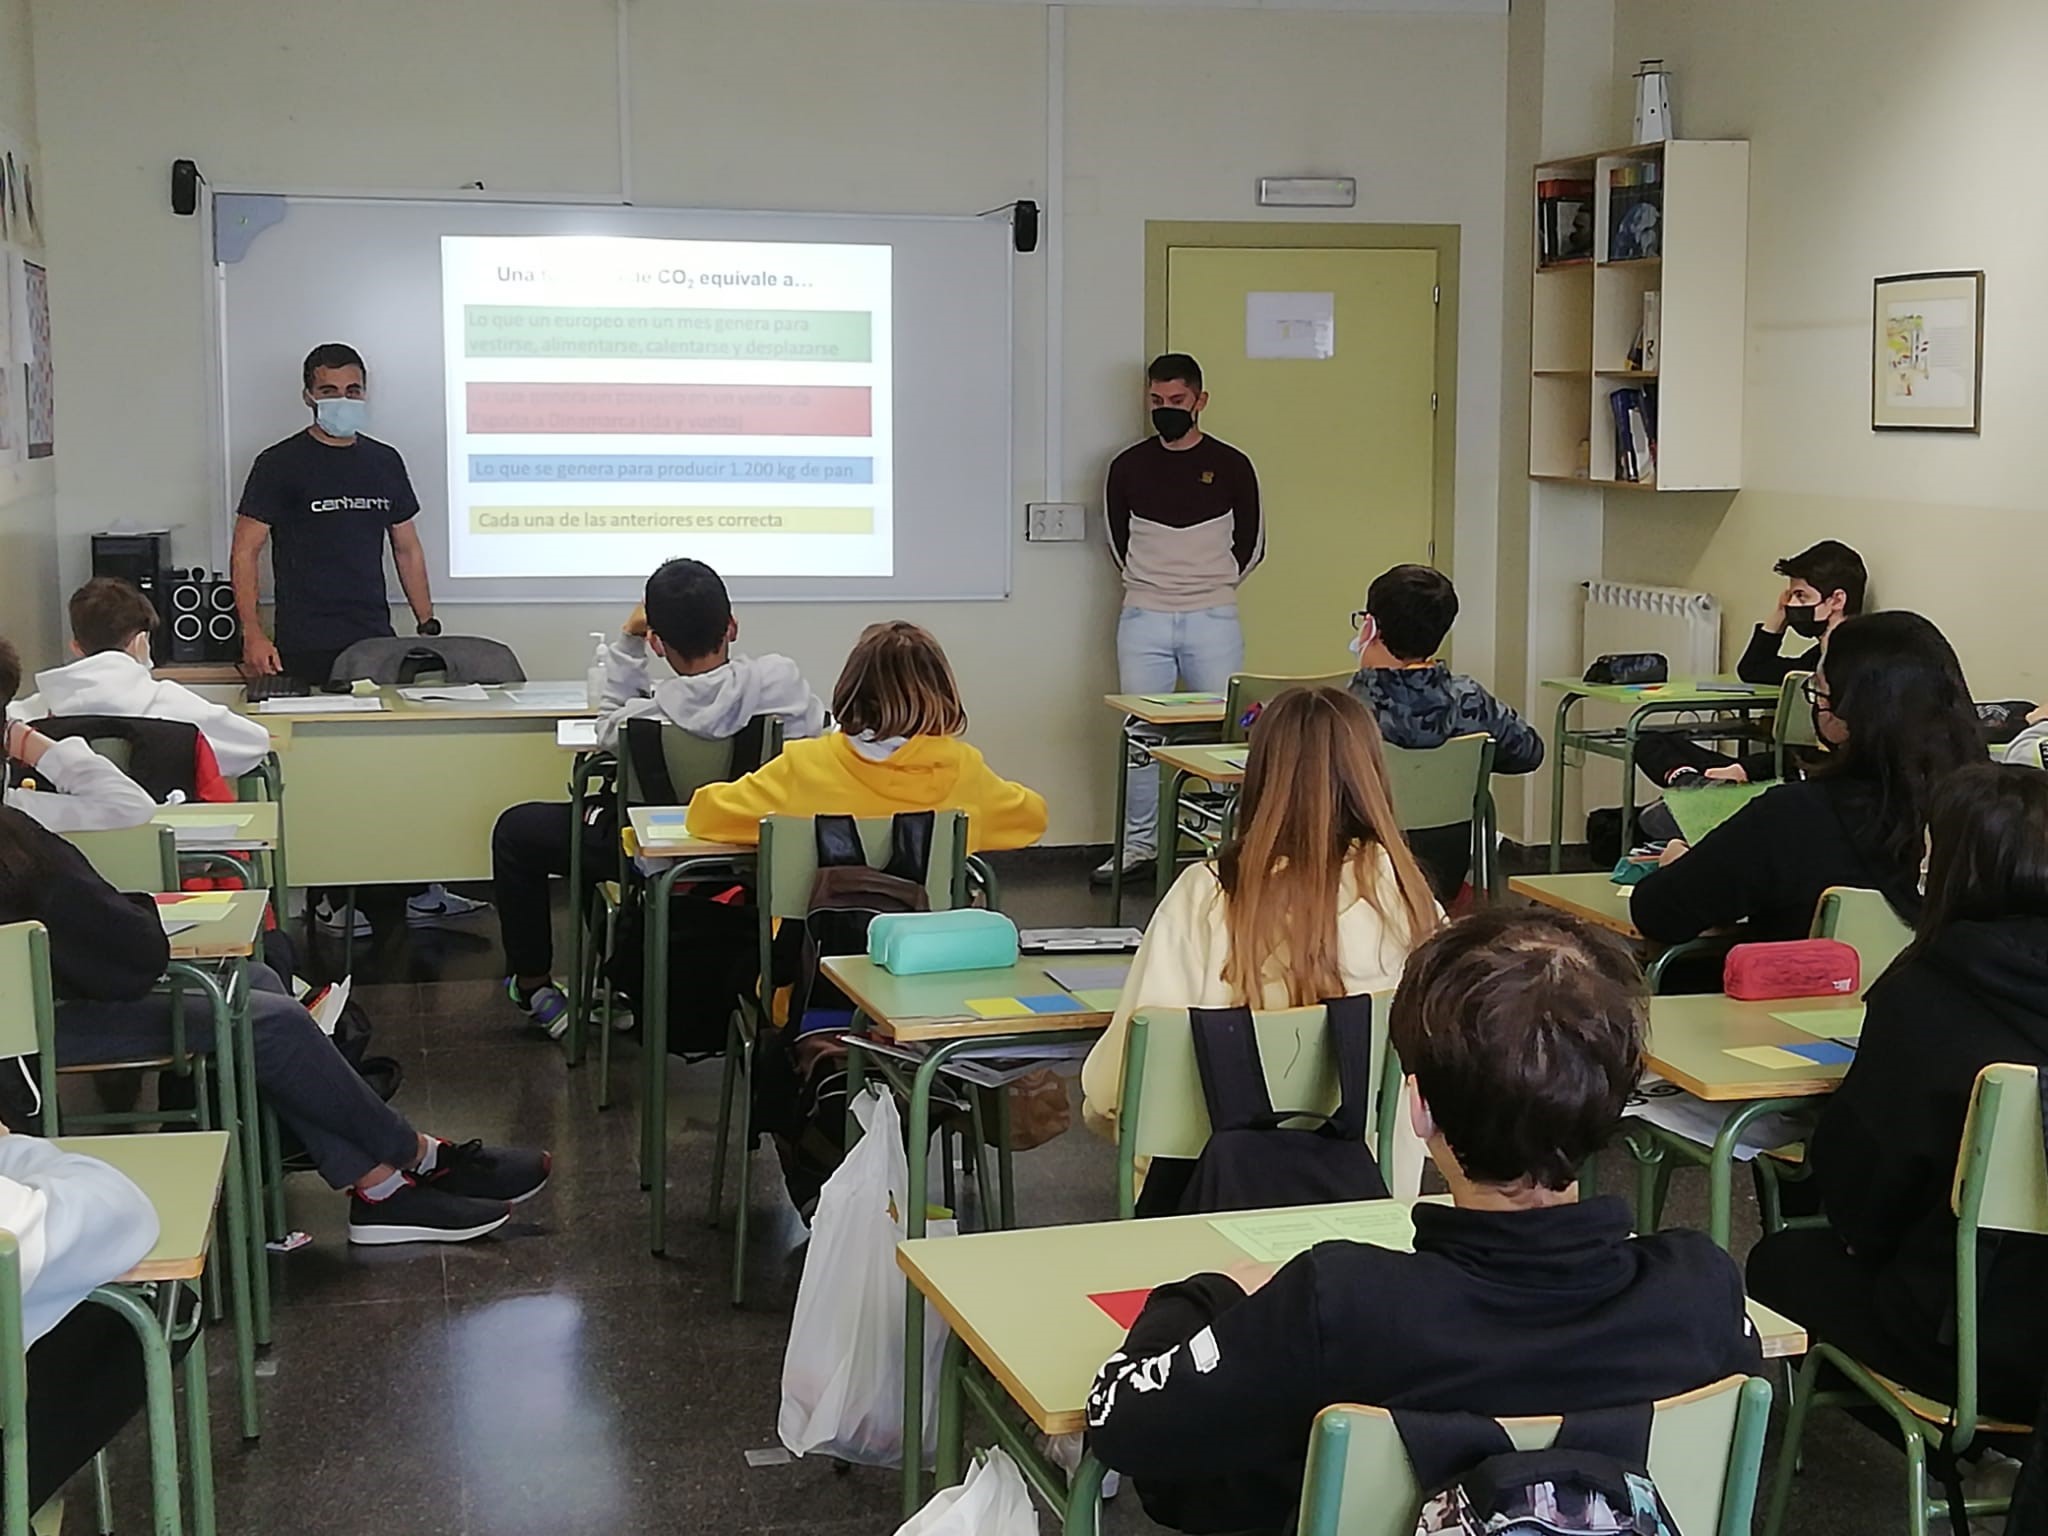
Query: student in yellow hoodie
685 620 1049 851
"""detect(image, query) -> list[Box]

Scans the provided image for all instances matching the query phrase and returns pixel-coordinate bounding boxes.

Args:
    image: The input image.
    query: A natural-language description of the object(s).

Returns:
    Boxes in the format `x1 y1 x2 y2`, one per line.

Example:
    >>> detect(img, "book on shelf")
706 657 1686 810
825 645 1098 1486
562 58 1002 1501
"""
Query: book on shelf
1641 290 1662 372
1537 178 1594 266
1606 160 1664 261
1608 384 1660 484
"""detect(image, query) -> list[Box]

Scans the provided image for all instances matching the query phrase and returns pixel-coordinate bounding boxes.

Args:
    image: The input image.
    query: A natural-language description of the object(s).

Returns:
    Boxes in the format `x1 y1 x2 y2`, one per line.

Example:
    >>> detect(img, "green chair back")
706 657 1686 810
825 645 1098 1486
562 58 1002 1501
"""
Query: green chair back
1223 672 1355 744
0 923 65 1135
1949 1064 2048 1437
64 825 177 894
1773 671 1818 779
1298 1375 1773 1536
618 715 784 812
1116 994 1398 1218
1383 732 1497 893
1809 885 1912 982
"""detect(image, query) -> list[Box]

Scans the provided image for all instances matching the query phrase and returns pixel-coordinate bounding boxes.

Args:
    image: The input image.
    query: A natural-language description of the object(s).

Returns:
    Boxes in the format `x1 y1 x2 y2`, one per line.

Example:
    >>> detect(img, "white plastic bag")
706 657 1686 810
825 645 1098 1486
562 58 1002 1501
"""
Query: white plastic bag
779 1088 952 1466
893 1447 1037 1536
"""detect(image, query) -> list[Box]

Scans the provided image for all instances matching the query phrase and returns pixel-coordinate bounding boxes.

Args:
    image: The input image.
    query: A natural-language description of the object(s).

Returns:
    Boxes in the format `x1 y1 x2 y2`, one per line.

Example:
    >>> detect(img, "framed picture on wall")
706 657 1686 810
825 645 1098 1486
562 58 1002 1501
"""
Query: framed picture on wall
1871 270 1984 432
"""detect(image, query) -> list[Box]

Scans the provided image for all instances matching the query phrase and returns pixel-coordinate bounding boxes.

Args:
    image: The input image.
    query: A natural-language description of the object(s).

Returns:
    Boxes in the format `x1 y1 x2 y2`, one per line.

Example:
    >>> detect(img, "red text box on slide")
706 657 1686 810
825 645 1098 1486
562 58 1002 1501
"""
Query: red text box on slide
466 381 872 437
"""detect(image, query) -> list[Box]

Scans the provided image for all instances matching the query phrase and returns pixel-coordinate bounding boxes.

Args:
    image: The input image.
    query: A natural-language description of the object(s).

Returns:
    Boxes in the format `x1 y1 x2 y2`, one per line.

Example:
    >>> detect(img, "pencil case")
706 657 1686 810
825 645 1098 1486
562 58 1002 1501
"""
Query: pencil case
867 910 1020 975
1723 939 1860 1001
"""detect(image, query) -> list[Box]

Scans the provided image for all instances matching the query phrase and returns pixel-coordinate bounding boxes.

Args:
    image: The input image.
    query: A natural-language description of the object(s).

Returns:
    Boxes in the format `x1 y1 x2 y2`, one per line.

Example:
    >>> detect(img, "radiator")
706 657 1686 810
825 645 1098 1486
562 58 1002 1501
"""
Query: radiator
1581 581 1722 677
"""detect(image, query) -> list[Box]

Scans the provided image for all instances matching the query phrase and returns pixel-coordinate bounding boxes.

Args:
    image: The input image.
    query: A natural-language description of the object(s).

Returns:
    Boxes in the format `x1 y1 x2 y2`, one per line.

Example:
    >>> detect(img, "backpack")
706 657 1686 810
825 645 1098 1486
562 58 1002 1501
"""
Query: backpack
1393 1402 1681 1536
757 811 938 1214
1170 993 1390 1215
31 715 211 802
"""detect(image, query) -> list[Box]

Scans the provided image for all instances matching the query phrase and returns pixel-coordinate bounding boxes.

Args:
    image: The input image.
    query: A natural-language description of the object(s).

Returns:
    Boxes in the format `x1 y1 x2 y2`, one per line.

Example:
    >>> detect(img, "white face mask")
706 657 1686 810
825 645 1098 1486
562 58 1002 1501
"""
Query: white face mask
1349 614 1378 658
128 634 154 667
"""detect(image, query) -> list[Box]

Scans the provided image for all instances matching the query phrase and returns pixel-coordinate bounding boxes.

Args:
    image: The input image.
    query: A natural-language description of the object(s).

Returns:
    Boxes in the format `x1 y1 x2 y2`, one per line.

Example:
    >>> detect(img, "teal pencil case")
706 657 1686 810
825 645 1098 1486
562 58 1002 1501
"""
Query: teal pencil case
867 910 1020 975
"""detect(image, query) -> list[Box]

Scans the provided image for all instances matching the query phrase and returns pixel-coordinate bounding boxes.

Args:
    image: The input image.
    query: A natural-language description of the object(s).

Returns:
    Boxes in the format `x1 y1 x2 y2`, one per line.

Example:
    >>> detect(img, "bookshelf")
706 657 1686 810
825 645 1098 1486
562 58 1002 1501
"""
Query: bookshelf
1529 138 1749 491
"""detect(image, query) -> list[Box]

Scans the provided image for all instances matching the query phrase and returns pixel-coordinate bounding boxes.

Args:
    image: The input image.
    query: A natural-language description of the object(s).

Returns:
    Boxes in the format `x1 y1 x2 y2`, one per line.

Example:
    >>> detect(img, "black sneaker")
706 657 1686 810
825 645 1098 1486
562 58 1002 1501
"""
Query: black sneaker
348 1182 510 1246
419 1140 551 1205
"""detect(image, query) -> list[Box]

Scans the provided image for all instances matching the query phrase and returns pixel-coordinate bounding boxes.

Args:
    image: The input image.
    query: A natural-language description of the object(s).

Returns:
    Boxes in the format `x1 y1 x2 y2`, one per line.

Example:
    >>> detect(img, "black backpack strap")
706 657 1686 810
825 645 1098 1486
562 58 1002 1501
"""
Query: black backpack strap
621 716 680 805
1547 1403 1655 1466
1395 1403 1657 1526
814 813 867 870
1390 1407 1518 1496
730 715 771 776
1188 1006 1277 1133
882 810 935 884
1319 993 1377 1143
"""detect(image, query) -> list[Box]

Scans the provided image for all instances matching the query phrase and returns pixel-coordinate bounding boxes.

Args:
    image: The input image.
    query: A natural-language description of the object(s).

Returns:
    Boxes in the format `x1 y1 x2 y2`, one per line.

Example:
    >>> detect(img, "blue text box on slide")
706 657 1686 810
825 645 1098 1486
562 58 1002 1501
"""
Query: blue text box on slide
469 454 874 484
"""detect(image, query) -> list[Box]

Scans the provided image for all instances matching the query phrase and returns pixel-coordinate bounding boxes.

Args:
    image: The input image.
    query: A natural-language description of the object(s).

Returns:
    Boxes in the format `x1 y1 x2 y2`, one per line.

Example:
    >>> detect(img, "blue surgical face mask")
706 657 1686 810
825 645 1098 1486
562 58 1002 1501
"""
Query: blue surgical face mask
313 397 368 438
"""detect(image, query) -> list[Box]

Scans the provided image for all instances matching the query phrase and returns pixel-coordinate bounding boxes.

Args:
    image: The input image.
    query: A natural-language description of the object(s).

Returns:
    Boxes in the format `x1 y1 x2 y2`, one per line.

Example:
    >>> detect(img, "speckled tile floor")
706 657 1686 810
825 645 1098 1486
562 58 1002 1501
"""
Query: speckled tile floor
78 848 1924 1533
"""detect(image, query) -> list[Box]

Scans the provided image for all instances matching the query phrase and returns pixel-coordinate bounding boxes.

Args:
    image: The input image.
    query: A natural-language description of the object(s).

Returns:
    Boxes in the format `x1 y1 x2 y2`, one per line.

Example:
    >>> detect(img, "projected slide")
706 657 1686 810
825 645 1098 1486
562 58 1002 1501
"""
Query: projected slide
441 234 892 580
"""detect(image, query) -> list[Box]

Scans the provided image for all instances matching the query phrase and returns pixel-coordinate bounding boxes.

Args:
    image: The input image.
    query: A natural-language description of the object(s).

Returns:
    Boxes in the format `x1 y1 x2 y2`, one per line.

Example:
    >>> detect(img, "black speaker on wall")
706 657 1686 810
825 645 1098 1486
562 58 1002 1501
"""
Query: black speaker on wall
90 532 173 664
165 570 240 663
204 577 240 661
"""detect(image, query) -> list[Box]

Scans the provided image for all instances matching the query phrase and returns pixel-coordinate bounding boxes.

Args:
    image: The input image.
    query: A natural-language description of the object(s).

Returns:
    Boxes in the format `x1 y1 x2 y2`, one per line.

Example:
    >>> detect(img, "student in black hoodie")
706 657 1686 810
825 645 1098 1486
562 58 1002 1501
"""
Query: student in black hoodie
0 805 551 1246
1083 907 1761 1535
1631 610 1980 946
1747 763 2048 1421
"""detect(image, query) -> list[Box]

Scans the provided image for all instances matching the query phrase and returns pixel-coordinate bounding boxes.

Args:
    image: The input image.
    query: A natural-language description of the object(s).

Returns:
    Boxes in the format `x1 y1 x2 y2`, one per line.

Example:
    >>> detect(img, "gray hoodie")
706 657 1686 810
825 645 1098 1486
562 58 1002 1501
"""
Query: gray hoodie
595 634 829 750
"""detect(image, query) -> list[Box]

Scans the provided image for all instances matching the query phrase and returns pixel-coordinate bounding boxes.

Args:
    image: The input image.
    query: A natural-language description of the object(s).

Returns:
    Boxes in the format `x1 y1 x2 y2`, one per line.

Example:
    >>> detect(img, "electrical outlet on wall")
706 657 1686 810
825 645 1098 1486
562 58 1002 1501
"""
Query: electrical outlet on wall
1026 502 1087 542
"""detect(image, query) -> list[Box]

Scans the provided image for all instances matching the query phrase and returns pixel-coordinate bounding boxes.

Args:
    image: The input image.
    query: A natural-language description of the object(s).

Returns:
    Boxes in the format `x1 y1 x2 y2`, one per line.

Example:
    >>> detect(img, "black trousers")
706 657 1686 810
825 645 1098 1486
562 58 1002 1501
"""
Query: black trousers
492 802 617 981
20 1303 168 1510
276 647 343 689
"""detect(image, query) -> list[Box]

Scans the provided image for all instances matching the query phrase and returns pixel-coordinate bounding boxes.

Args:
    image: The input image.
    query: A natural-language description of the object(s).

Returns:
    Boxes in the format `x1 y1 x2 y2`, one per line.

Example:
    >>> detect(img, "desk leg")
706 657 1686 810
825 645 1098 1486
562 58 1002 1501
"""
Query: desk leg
1620 711 1647 857
901 1039 970 1516
1708 1101 1797 1250
88 1284 181 1536
1549 692 1580 873
1063 1453 1107 1536
182 1318 215 1536
564 765 587 1069
1155 767 1187 904
1108 718 1131 926
227 959 270 1350
934 1331 968 1491
646 866 681 1256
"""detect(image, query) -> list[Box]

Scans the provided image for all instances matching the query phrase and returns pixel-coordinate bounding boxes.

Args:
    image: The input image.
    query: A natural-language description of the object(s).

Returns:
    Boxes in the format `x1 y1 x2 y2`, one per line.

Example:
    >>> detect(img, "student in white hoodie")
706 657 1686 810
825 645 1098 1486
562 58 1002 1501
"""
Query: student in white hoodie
0 639 157 835
490 558 830 1036
9 578 274 779
0 1126 169 1507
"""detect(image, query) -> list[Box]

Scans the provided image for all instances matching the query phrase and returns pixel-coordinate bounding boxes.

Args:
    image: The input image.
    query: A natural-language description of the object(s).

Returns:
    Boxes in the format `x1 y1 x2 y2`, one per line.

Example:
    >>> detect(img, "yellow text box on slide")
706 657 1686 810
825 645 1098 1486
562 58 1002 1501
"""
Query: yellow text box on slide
469 506 873 535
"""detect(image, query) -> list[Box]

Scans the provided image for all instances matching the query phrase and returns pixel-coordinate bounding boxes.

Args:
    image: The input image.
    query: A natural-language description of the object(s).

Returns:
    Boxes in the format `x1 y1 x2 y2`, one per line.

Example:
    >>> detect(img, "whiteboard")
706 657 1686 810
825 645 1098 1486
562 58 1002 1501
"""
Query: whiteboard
215 196 1013 603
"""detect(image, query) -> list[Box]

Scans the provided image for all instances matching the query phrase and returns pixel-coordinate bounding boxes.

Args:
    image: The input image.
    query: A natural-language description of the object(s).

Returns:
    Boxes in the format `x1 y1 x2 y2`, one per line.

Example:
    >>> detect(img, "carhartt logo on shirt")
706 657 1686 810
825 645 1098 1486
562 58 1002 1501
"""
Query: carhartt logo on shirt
308 496 394 514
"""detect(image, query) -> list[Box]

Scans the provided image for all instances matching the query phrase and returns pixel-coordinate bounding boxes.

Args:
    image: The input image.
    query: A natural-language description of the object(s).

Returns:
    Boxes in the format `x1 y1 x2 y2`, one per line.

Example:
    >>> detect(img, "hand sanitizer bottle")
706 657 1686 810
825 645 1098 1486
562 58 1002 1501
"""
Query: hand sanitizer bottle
586 633 609 710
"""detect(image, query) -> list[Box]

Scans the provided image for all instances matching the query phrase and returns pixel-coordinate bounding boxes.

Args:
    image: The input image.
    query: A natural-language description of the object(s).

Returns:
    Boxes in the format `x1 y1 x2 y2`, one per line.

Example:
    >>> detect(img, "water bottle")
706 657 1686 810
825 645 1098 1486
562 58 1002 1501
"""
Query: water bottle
585 633 608 710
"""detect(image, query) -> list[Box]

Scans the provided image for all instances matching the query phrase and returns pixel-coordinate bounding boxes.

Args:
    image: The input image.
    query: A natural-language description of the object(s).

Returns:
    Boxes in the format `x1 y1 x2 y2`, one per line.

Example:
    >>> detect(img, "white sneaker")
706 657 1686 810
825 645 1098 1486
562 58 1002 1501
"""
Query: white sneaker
406 884 493 926
1089 849 1155 887
313 898 372 939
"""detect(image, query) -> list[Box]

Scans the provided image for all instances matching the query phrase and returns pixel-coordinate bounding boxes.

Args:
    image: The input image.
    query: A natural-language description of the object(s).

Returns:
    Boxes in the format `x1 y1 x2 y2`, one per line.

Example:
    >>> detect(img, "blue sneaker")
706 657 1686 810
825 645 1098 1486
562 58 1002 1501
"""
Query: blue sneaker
504 977 570 1040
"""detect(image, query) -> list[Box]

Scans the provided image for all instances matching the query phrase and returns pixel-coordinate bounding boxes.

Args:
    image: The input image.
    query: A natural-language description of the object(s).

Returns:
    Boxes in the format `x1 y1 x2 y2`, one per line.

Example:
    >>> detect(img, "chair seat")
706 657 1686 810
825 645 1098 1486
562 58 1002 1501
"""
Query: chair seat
1865 1370 2033 1436
57 1057 181 1075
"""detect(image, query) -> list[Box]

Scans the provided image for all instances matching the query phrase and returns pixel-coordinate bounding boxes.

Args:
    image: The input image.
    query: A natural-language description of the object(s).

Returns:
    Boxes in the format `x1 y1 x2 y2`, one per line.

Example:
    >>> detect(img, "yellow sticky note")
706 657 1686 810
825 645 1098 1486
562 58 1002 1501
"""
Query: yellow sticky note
964 997 1031 1019
159 892 235 909
1725 1045 1812 1071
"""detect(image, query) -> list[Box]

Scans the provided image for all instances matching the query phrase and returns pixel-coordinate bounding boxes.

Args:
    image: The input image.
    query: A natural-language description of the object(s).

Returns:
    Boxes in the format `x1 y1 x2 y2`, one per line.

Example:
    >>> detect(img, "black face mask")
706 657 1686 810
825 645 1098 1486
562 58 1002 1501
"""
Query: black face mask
1784 603 1828 639
1151 407 1195 442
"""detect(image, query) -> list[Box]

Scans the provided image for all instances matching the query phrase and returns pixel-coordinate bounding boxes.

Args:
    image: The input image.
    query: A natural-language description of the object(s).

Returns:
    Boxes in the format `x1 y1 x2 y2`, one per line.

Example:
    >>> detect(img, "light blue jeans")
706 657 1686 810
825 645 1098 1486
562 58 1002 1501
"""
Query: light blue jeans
1117 604 1244 856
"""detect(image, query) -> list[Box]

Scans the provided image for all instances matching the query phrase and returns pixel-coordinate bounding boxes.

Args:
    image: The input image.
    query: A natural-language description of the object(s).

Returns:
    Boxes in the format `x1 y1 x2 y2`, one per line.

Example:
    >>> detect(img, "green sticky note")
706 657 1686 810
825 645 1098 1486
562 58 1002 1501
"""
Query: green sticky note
1725 1045 1813 1071
1771 1004 1866 1041
1073 989 1124 1012
1665 782 1774 845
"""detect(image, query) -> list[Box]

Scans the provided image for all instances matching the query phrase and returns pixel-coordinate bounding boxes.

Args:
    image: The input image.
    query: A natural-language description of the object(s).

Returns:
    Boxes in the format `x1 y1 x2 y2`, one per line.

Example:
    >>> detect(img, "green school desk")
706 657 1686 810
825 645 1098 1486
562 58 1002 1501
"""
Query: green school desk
227 683 595 887
899 1199 1808 1535
1542 677 1779 872
1103 693 1228 923
54 1132 229 1536
1638 990 1864 1247
153 890 269 1439
1146 741 1250 902
1509 872 1643 940
823 954 1110 1515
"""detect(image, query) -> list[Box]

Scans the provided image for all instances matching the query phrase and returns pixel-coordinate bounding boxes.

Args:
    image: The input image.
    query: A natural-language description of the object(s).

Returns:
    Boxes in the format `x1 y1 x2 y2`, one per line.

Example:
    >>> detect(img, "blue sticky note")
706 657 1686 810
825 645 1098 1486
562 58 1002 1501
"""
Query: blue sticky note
1785 1040 1856 1066
1015 993 1083 1015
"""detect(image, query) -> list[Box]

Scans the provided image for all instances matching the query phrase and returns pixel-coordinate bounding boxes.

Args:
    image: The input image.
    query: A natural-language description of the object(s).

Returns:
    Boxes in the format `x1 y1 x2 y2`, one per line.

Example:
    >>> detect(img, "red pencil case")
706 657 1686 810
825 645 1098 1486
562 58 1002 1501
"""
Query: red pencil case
1723 939 1860 1001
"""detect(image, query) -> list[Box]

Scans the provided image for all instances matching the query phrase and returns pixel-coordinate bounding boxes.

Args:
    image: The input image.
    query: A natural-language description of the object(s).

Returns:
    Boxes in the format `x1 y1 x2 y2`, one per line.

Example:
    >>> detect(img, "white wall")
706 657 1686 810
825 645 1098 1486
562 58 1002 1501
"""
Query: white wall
0 0 57 671
1605 0 2048 704
30 0 1512 838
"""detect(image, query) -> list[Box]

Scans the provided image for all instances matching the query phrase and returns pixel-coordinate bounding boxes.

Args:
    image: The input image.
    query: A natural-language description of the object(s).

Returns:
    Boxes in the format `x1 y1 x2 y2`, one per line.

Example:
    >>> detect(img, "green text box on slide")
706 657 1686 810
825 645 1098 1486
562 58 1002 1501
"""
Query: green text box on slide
465 306 872 362
470 506 873 535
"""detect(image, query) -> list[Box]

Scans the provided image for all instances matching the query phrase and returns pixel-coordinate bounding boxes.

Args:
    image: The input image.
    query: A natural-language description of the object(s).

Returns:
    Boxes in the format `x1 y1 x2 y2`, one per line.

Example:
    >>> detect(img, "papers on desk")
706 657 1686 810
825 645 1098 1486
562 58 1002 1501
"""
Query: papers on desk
1626 1081 1807 1162
504 682 593 710
1018 927 1143 954
1044 960 1132 995
253 695 385 714
301 975 352 1037
167 811 256 846
964 994 1085 1020
155 890 233 935
1210 1204 1415 1264
159 916 201 936
1140 692 1225 707
557 717 599 749
1771 1004 1865 1040
1664 781 1772 845
398 683 489 702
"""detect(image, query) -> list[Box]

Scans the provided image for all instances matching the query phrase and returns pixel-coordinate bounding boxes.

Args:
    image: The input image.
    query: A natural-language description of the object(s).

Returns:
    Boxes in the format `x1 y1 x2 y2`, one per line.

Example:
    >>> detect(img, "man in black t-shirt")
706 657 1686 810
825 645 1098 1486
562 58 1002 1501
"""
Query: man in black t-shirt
231 342 439 687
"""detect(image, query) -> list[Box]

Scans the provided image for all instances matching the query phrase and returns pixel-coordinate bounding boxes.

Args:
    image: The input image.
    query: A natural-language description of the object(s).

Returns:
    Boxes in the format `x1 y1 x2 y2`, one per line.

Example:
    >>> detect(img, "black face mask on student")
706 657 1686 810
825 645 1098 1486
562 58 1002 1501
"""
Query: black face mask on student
1784 603 1829 639
1151 407 1195 442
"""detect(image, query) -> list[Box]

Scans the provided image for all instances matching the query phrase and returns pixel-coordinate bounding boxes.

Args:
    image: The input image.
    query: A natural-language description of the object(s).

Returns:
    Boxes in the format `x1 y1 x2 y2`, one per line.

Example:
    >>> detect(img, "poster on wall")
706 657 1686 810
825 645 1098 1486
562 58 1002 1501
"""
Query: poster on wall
0 253 15 461
1872 269 1984 432
23 259 52 459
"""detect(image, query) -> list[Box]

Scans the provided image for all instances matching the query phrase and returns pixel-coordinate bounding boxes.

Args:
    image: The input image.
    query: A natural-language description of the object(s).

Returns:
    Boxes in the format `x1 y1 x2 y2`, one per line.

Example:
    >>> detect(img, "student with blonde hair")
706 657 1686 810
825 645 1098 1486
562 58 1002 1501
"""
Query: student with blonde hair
1082 686 1441 1169
684 620 1047 851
